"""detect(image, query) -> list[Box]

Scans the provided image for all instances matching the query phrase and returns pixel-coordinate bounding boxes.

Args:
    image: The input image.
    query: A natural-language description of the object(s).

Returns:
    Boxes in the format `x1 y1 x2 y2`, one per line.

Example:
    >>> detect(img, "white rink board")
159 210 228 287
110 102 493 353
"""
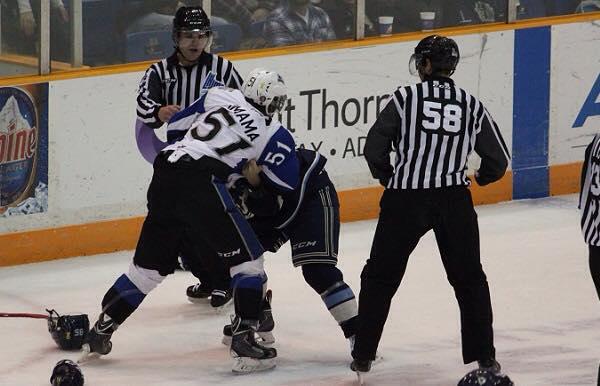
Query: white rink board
2 31 513 233
550 21 600 165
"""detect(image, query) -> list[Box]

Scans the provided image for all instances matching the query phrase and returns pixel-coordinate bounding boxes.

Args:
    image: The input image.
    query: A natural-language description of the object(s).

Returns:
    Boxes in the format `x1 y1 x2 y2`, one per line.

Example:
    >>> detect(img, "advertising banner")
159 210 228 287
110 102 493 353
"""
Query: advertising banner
550 22 600 165
0 84 48 217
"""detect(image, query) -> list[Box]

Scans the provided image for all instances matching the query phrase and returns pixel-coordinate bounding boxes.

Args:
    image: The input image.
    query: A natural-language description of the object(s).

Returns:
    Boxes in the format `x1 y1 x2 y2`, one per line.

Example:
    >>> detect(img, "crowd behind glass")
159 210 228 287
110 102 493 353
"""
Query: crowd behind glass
0 0 598 77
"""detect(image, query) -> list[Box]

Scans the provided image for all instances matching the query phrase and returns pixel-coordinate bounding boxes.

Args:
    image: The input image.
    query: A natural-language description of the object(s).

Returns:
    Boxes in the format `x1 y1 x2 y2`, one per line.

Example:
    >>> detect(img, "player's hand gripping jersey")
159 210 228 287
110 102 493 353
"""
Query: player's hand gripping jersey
163 86 299 192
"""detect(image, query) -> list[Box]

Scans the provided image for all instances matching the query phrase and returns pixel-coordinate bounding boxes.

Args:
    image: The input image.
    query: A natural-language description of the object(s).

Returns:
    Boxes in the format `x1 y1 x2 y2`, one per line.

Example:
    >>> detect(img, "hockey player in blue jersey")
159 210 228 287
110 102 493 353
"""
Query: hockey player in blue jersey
219 147 359 349
81 69 298 373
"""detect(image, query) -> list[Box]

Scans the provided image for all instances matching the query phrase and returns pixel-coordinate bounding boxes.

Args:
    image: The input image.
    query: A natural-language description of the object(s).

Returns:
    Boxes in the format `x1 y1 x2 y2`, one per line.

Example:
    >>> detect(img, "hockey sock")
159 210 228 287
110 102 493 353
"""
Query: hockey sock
101 275 146 326
101 264 165 325
302 264 358 338
232 273 264 321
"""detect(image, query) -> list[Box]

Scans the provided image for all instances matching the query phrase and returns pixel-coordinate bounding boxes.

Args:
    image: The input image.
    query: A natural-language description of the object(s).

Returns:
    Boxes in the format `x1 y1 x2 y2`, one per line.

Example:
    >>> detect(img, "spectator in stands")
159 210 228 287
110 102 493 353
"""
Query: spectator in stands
473 0 507 22
516 0 548 18
514 0 581 18
377 0 482 33
125 0 179 34
212 0 254 34
264 0 336 47
0 0 69 61
242 0 281 22
318 0 376 38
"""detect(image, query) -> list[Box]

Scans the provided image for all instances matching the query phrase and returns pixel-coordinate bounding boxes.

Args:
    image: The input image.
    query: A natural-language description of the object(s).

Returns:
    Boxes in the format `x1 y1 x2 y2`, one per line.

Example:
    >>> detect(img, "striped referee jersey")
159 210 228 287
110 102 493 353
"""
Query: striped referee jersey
136 50 243 130
364 75 510 189
579 133 600 245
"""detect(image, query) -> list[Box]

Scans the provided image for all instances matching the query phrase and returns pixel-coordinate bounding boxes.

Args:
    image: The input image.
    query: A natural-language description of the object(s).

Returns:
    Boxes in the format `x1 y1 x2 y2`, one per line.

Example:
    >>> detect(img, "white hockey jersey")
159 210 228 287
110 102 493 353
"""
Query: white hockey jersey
163 87 299 192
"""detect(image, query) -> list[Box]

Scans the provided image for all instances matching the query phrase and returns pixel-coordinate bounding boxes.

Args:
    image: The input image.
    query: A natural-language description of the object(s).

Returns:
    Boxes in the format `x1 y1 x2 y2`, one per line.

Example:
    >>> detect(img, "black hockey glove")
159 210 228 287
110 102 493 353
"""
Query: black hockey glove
246 185 280 217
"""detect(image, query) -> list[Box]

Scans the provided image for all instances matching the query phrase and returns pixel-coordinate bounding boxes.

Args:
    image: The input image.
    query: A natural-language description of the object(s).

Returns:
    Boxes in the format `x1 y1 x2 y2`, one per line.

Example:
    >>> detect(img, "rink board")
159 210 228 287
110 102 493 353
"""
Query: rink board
0 17 599 265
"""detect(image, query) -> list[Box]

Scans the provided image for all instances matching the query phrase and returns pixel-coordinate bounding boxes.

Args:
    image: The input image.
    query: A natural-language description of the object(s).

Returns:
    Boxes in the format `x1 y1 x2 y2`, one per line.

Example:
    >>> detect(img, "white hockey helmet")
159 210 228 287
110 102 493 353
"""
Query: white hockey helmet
242 68 287 116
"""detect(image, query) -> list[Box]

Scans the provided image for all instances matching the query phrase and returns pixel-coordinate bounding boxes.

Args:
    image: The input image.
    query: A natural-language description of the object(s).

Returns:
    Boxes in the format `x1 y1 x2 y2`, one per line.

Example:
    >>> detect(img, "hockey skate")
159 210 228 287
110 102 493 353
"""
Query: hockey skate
78 313 117 363
222 289 274 346
230 316 277 373
186 282 212 303
210 288 233 309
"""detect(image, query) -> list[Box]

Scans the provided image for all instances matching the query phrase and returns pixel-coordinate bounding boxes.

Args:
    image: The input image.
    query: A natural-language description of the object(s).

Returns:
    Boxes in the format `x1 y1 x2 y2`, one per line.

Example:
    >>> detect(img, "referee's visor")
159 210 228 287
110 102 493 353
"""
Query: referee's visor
408 53 422 76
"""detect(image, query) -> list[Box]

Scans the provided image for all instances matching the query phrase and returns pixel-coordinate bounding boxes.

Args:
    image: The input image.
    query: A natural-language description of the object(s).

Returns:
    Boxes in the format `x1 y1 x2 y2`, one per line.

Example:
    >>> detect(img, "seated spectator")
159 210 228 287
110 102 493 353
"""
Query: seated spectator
441 0 482 26
212 0 254 33
264 0 336 47
125 0 179 34
241 0 281 22
516 0 548 19
318 0 376 38
380 0 481 33
474 0 507 22
0 0 69 61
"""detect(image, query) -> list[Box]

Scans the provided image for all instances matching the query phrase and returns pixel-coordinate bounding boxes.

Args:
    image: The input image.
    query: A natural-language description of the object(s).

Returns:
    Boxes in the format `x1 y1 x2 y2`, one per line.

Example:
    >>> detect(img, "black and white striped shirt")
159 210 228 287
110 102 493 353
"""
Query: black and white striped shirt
364 75 510 189
136 51 243 129
579 134 600 245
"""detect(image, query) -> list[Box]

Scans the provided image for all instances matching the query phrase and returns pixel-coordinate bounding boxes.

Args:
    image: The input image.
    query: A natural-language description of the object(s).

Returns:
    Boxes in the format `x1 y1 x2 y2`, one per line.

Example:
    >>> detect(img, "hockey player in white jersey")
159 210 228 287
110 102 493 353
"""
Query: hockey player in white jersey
81 69 298 373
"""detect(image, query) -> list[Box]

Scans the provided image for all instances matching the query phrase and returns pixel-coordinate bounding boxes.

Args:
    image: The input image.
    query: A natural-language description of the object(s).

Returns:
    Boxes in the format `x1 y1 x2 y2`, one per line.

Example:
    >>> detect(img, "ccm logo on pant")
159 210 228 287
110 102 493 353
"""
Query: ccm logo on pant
218 249 241 257
292 241 317 250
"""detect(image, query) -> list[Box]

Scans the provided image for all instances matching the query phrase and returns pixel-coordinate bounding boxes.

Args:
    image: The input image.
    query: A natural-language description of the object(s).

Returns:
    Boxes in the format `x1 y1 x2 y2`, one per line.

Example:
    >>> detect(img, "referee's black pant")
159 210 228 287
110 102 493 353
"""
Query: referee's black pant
588 245 600 301
353 186 495 364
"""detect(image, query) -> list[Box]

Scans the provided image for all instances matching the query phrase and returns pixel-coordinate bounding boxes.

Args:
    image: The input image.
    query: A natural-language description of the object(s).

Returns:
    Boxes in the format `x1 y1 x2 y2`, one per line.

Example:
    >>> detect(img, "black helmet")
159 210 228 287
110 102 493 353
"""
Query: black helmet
50 359 84 386
172 6 211 39
47 309 90 350
409 35 460 76
457 369 514 386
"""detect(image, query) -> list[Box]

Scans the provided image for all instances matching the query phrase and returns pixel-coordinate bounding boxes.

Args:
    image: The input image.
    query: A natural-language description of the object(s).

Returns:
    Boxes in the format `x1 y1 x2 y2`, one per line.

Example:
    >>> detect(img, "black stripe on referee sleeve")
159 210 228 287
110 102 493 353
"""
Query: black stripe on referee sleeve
136 66 164 128
364 96 402 185
230 66 243 89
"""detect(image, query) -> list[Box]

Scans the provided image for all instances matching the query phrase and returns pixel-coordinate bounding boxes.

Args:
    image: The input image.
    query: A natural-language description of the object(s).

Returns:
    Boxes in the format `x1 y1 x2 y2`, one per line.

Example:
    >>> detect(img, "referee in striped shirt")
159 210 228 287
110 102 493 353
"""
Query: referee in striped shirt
136 6 243 136
135 6 242 305
351 35 511 375
579 133 600 301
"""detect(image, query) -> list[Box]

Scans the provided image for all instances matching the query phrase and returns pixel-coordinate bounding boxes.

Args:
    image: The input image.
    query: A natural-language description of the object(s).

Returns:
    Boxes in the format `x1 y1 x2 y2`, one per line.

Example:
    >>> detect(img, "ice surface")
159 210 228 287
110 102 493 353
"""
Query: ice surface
0 194 598 385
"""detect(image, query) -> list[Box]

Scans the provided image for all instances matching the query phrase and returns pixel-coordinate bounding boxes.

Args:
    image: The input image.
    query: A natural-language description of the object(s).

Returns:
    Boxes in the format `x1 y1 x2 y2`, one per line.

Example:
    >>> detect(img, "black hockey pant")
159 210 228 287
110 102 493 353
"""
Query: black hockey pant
353 186 495 364
589 245 600 301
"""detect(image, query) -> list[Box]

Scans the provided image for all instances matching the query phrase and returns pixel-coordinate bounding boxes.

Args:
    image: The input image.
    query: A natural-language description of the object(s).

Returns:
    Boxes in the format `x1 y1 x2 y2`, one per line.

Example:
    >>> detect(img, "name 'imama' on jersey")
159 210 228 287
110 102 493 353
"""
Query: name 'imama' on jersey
372 78 510 190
